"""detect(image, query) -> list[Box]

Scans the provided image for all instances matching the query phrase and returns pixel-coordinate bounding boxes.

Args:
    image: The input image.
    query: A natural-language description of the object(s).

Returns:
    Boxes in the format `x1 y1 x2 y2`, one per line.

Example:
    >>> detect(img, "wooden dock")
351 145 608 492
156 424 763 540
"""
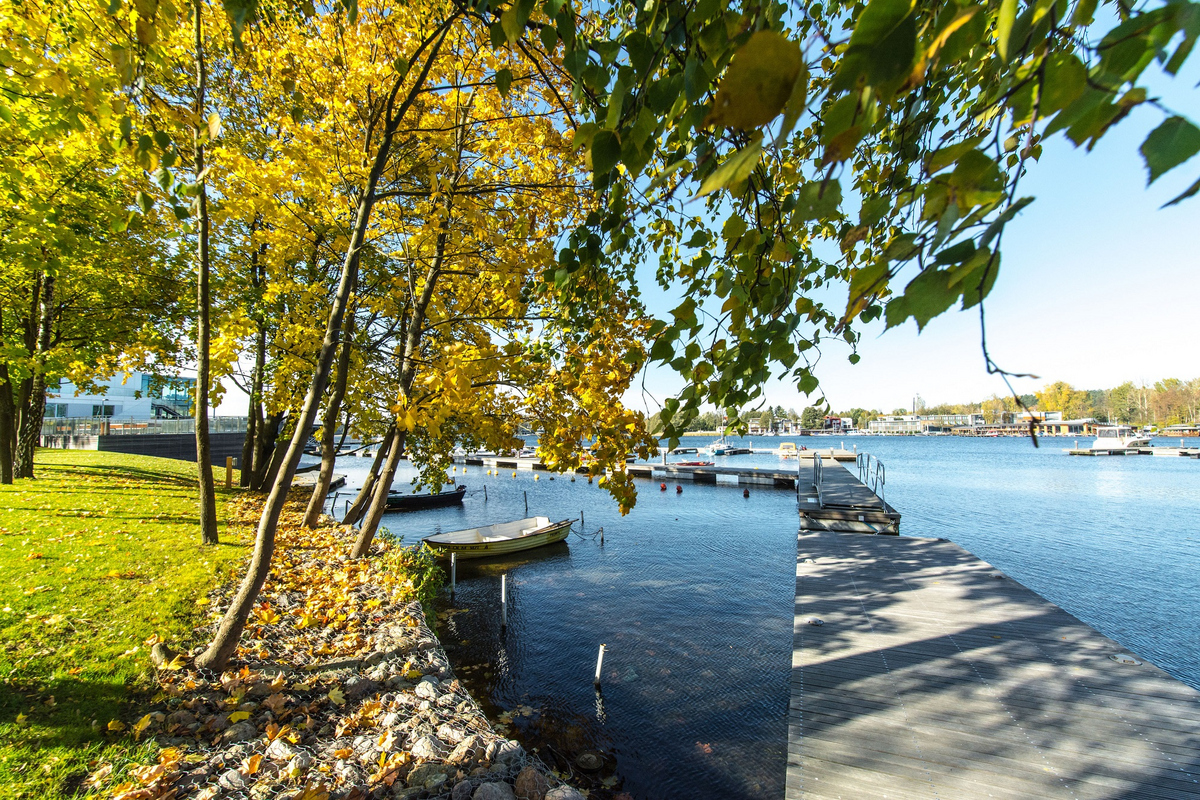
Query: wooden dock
1067 446 1200 457
798 457 901 534
788 532 1200 799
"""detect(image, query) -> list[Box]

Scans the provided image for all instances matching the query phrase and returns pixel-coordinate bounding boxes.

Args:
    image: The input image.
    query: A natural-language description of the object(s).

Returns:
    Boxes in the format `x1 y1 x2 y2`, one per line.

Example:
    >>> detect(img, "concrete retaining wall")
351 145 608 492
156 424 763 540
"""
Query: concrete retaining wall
41 432 246 467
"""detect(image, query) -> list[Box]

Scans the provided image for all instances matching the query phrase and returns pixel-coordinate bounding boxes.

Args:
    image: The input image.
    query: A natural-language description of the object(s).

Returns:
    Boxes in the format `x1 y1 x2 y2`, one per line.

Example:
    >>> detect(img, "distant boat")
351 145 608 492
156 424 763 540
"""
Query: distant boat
673 460 714 467
707 436 735 456
1090 425 1151 450
779 442 798 459
422 516 573 559
385 484 467 511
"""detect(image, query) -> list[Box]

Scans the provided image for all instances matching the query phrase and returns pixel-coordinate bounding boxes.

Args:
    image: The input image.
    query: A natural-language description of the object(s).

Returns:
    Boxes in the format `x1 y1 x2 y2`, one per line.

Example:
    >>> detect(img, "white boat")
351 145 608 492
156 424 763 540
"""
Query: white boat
1090 425 1151 450
422 516 573 559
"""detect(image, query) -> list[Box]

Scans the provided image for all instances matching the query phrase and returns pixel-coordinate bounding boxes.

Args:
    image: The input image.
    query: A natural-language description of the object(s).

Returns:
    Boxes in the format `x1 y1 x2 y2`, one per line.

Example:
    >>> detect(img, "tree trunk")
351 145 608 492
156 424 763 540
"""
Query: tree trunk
250 411 282 490
241 324 266 487
0 362 15 485
16 274 54 479
350 427 406 558
194 18 457 673
192 0 218 545
303 309 355 527
341 426 393 526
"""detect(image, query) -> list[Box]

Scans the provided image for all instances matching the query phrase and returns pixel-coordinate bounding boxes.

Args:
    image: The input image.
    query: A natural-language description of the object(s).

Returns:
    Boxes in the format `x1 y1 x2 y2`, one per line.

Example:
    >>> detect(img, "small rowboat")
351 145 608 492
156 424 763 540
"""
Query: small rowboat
673 460 714 466
422 516 573 559
385 484 466 511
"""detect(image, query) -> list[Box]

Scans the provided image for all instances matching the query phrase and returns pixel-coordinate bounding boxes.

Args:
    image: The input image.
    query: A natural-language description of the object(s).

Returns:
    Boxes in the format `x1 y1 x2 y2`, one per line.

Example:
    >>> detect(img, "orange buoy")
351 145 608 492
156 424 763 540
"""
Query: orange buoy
743 488 750 498
660 482 667 491
676 485 682 494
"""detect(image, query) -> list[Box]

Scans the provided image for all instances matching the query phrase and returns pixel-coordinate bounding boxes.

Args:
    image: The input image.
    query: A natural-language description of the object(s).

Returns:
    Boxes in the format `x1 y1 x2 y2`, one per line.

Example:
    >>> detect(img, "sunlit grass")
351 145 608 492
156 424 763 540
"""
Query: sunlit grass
0 450 249 799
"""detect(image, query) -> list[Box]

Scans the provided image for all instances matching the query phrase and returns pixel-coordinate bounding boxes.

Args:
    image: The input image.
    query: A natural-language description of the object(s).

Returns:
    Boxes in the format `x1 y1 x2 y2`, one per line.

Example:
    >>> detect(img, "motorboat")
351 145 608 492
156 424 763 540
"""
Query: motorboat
422 516 573 559
673 460 715 467
779 442 797 459
1090 426 1152 450
385 484 467 511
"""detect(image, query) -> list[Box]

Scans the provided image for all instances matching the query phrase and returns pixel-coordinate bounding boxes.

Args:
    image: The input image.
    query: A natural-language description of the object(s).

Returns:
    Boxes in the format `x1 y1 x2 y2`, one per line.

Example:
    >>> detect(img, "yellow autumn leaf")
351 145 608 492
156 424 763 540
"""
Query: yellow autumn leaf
14 712 27 726
132 713 153 740
107 719 126 732
243 753 263 775
327 687 346 706
229 710 251 723
163 654 188 670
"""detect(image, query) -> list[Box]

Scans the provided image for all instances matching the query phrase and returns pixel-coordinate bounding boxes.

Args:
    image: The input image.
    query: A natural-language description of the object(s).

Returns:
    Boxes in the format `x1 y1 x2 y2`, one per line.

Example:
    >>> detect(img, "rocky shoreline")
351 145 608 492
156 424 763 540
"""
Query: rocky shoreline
96 496 584 800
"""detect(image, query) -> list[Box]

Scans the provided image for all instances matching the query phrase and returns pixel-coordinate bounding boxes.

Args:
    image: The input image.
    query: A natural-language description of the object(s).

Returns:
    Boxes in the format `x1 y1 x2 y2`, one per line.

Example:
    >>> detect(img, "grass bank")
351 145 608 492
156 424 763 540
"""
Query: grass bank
0 450 249 799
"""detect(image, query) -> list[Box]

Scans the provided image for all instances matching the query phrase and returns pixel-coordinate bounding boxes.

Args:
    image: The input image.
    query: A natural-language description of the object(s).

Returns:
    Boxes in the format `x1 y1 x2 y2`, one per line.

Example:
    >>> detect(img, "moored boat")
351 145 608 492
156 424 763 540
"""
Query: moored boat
422 516 573 559
385 484 467 511
673 460 715 466
1090 425 1151 450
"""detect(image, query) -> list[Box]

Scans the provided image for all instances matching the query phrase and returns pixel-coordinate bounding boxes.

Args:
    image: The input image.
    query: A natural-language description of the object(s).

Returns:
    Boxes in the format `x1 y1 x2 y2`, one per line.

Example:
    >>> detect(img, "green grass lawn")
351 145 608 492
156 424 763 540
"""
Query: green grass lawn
0 450 249 799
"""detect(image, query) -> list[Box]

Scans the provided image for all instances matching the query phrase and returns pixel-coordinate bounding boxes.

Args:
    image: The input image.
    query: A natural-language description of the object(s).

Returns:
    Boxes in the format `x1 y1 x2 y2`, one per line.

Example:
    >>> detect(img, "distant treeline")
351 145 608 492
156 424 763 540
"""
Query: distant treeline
651 378 1200 434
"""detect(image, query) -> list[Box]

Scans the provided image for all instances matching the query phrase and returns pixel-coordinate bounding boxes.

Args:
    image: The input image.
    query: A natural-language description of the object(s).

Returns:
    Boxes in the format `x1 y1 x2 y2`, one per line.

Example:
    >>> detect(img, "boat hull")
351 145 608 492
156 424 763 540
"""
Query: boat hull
385 485 466 511
422 518 572 559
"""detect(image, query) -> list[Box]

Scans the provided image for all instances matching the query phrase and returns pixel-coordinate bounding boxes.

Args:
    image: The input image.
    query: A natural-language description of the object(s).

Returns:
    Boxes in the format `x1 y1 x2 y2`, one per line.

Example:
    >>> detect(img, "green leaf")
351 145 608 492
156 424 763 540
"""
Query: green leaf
705 31 802 130
495 68 513 97
540 23 558 52
1039 53 1086 116
996 0 1018 62
1140 116 1200 184
222 0 258 46
792 179 842 222
0 105 11 123
833 0 917 90
695 136 763 198
590 129 622 176
136 190 155 213
903 268 956 331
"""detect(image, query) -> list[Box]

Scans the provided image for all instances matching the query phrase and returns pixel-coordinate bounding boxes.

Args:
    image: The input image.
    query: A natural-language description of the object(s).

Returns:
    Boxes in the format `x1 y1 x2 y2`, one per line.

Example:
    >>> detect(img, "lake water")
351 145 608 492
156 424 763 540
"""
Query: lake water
323 435 1200 799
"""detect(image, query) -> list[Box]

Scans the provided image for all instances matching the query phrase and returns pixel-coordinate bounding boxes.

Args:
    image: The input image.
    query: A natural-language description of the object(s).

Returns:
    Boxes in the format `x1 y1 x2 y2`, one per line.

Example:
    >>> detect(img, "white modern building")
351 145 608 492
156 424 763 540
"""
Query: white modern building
46 372 195 419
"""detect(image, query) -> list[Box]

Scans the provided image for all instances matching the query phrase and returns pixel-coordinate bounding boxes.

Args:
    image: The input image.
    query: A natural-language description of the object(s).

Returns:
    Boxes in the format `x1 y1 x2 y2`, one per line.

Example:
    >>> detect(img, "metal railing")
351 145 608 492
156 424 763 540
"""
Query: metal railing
812 452 824 506
41 416 249 437
856 452 886 504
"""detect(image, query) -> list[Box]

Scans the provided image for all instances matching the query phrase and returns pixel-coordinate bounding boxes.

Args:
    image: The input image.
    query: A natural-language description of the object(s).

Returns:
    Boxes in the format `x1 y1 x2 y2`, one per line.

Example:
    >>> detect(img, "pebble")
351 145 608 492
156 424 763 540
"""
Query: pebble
410 735 441 760
513 766 550 800
414 677 440 700
221 721 257 743
452 781 474 800
265 738 300 762
217 769 246 791
406 763 446 788
473 783 517 800
544 789 586 800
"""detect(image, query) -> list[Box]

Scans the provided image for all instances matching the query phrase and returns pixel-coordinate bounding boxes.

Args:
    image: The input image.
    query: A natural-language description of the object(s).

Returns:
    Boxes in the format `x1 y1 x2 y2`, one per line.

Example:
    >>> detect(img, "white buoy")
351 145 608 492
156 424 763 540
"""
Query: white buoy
594 644 606 687
501 574 508 628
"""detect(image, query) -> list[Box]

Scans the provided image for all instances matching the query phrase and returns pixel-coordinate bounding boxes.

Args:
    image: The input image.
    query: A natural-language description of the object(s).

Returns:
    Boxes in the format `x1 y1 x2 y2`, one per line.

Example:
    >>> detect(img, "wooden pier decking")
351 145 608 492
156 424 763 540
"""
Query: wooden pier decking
798 458 902 534
788 532 1200 799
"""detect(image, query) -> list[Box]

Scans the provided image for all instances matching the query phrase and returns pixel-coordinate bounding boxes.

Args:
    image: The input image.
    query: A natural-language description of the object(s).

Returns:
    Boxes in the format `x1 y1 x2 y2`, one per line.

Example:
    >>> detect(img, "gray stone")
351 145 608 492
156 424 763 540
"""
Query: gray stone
414 677 440 700
425 773 448 791
447 735 487 765
266 738 300 762
286 752 313 773
345 676 381 700
452 781 474 800
492 740 524 763
410 735 441 760
473 783 516 800
513 767 550 800
221 721 257 744
437 723 466 745
406 762 446 788
217 769 246 791
392 788 423 800
544 789 585 800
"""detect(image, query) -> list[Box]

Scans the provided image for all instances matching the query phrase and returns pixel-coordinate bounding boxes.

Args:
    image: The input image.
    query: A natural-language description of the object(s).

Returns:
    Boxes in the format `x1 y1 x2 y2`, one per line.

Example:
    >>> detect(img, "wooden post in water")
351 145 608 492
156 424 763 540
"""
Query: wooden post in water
501 574 507 629
524 490 528 515
483 485 488 502
225 456 233 489
450 552 456 597
594 644 606 687
580 510 584 530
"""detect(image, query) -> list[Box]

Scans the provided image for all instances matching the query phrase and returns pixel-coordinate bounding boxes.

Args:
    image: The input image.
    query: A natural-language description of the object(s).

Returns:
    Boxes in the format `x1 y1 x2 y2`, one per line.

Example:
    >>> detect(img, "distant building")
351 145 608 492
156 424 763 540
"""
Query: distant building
869 413 986 434
46 372 195 419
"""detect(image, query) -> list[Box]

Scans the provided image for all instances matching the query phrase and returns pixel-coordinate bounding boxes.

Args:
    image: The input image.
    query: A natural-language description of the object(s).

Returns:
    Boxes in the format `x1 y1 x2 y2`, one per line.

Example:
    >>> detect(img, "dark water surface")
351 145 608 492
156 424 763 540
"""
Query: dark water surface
326 435 1200 800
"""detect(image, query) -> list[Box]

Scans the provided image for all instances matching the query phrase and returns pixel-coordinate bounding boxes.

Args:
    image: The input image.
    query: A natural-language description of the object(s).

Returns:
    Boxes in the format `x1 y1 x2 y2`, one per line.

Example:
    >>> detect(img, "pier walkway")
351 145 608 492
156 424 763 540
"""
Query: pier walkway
788 532 1200 799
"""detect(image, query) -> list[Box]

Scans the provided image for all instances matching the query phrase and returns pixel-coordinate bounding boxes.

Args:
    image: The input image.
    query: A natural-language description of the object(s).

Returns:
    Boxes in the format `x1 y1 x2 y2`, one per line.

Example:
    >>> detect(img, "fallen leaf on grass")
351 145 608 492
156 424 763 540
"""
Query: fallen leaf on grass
107 719 126 732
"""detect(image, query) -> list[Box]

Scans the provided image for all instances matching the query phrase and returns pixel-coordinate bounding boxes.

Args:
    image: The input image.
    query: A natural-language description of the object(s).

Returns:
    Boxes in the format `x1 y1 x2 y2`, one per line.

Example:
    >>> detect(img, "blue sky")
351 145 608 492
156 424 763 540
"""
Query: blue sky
627 57 1200 417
